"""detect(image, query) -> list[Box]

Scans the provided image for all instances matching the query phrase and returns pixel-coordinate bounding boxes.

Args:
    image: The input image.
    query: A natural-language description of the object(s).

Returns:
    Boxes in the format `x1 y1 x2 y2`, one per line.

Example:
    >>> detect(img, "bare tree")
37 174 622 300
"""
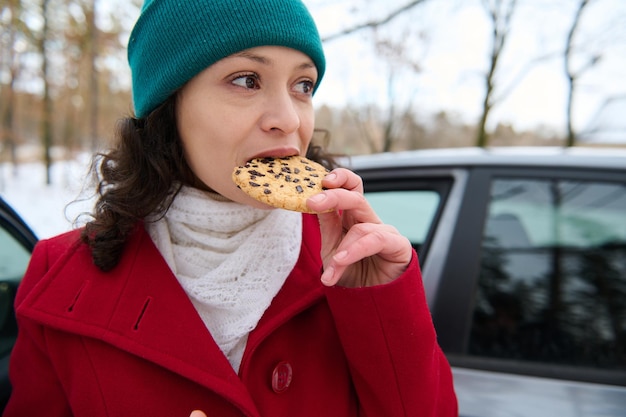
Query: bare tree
373 26 424 152
346 106 379 153
319 1 428 154
379 71 419 153
40 0 54 184
321 0 430 42
0 0 21 169
564 0 598 147
86 0 99 151
0 0 139 186
476 0 517 148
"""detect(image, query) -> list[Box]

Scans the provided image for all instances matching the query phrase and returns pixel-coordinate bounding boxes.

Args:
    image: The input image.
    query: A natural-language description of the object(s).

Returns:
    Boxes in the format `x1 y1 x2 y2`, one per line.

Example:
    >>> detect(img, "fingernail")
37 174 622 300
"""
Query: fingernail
325 172 337 181
309 193 326 203
321 266 334 285
334 250 348 261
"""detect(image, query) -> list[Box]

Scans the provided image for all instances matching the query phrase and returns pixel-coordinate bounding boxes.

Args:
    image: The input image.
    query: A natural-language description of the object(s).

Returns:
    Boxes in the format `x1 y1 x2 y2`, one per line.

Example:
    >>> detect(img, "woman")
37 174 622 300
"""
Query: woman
4 0 457 416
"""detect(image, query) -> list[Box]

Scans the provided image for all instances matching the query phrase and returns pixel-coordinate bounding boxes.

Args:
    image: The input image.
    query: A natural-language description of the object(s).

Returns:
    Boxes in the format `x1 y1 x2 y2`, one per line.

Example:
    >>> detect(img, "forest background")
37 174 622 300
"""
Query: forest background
1 0 625 186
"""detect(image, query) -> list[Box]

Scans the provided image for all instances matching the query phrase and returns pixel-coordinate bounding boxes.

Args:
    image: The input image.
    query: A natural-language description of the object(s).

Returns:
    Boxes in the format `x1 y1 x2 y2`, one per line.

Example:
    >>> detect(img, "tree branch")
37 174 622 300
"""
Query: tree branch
321 0 430 42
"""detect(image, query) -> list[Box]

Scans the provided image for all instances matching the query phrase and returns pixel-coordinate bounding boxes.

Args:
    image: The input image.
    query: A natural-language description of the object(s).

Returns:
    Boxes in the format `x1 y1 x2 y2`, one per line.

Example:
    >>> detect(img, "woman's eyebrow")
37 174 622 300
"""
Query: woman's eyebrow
233 51 316 71
297 62 316 71
234 51 270 65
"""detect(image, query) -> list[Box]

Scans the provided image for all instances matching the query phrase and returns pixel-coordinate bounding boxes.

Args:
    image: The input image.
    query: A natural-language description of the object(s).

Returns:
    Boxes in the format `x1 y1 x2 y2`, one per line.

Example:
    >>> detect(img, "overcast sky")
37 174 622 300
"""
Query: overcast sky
304 0 626 142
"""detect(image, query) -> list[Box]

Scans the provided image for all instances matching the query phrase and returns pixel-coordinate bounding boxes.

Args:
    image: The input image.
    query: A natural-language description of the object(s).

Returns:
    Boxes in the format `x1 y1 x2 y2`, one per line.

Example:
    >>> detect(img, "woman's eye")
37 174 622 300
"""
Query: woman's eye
294 80 314 95
232 74 260 89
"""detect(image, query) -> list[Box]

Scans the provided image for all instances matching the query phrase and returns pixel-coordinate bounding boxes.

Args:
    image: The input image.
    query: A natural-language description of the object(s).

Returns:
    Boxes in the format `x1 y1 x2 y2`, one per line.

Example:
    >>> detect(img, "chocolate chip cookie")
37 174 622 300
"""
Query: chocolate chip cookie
232 156 329 213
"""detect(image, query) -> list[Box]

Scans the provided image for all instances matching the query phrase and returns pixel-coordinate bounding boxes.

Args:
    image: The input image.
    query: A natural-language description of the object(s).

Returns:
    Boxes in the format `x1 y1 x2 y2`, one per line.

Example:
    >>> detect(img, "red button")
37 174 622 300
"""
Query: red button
271 362 293 393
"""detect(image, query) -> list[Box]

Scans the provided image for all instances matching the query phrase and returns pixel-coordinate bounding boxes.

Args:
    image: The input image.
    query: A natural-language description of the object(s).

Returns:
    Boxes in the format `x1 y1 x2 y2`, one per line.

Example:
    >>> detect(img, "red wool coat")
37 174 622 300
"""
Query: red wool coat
4 214 457 417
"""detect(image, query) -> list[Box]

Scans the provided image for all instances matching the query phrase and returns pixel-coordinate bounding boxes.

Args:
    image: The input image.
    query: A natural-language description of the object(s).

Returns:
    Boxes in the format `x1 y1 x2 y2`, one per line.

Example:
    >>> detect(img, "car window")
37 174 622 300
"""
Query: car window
469 178 626 371
365 190 440 250
0 226 30 357
0 227 31 284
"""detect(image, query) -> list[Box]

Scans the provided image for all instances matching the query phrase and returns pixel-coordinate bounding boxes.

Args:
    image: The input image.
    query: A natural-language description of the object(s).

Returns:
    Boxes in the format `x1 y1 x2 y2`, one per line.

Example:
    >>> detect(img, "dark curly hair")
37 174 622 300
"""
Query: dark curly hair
81 93 339 271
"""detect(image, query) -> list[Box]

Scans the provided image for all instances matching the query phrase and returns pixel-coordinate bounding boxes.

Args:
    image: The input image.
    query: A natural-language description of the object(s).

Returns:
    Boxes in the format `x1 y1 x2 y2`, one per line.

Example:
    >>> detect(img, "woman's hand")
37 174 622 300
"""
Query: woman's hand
307 168 412 288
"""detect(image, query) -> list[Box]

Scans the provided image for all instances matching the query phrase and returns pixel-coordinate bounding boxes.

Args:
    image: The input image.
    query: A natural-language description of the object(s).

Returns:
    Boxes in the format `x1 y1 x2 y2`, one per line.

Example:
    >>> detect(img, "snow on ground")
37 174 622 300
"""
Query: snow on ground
0 155 96 240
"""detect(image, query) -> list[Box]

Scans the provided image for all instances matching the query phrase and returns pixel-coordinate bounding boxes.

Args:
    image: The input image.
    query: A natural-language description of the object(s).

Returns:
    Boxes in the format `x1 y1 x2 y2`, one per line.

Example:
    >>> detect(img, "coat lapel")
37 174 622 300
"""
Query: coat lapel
18 226 258 415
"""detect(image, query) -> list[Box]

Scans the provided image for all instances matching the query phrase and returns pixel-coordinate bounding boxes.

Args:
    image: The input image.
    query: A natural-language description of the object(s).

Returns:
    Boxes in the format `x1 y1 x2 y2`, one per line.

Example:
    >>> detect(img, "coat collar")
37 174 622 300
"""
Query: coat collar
17 215 324 414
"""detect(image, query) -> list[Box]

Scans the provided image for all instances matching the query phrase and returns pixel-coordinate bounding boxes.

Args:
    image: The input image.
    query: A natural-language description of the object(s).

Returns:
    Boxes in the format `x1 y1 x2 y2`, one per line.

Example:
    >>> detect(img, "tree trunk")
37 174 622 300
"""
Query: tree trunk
564 0 591 147
476 0 517 148
41 0 53 185
1 0 20 170
88 0 99 151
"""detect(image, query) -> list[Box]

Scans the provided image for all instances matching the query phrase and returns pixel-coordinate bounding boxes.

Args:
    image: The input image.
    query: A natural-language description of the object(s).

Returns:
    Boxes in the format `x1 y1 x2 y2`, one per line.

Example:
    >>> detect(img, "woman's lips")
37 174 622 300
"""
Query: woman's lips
247 148 300 162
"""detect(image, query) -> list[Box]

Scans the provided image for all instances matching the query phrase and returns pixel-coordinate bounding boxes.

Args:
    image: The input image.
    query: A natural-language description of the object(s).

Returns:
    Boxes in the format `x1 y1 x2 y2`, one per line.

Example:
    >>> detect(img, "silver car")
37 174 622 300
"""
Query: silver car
344 146 626 417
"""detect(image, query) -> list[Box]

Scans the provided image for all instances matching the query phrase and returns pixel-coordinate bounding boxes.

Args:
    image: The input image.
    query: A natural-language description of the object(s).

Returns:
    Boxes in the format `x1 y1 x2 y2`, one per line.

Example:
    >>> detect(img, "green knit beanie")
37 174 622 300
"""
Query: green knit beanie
128 0 326 118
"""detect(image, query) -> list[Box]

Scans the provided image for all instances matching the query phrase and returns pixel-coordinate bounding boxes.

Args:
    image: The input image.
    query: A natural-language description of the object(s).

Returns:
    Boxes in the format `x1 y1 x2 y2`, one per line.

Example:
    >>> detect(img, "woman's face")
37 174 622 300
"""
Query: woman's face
176 46 318 208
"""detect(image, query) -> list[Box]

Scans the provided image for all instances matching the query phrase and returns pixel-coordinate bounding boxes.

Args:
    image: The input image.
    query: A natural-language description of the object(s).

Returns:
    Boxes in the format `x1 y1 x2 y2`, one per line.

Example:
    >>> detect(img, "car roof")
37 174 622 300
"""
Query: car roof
341 146 626 171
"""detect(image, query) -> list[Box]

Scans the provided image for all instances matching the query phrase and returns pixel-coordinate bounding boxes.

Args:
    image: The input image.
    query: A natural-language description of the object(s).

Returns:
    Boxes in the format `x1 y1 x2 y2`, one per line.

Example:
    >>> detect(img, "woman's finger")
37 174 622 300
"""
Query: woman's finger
323 168 363 193
307 188 371 216
321 225 411 286
306 168 369 214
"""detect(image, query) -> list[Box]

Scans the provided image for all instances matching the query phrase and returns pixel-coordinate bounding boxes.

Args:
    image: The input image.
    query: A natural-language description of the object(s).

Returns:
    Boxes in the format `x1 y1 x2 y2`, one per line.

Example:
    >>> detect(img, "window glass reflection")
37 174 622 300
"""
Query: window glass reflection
365 190 440 251
0 227 30 357
470 178 626 370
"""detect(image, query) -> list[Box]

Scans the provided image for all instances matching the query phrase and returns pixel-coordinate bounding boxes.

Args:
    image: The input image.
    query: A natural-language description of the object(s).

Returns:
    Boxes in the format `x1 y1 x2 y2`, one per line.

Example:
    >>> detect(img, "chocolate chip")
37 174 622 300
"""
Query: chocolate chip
248 170 265 177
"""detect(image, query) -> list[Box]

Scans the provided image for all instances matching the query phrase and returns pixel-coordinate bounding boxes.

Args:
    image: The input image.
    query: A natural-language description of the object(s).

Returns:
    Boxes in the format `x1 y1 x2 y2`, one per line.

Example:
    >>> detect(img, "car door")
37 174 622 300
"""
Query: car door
0 197 38 411
355 166 462 306
433 166 626 417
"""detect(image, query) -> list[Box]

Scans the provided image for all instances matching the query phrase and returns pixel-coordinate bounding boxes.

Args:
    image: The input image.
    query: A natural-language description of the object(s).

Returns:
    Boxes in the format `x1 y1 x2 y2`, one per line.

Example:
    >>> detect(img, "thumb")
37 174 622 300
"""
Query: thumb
189 411 207 417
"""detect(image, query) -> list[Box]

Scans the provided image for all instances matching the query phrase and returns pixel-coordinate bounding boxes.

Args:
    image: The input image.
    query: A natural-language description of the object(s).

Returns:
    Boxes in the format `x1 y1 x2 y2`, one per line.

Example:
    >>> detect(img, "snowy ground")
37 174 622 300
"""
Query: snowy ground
0 156 96 240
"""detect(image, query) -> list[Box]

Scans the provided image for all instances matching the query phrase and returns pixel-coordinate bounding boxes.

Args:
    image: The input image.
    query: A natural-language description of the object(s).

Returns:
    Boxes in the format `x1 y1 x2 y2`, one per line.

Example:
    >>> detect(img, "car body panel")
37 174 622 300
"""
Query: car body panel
453 367 626 417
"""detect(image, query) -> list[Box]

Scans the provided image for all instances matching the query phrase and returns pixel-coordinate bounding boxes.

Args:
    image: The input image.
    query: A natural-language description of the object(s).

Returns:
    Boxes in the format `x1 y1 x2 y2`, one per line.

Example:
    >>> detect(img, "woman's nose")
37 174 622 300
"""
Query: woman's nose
260 90 301 134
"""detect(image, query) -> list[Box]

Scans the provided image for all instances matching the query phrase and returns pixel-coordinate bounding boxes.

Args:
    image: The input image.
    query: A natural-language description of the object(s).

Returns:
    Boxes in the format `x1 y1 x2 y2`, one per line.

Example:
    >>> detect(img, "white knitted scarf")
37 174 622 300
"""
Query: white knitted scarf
146 186 302 372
